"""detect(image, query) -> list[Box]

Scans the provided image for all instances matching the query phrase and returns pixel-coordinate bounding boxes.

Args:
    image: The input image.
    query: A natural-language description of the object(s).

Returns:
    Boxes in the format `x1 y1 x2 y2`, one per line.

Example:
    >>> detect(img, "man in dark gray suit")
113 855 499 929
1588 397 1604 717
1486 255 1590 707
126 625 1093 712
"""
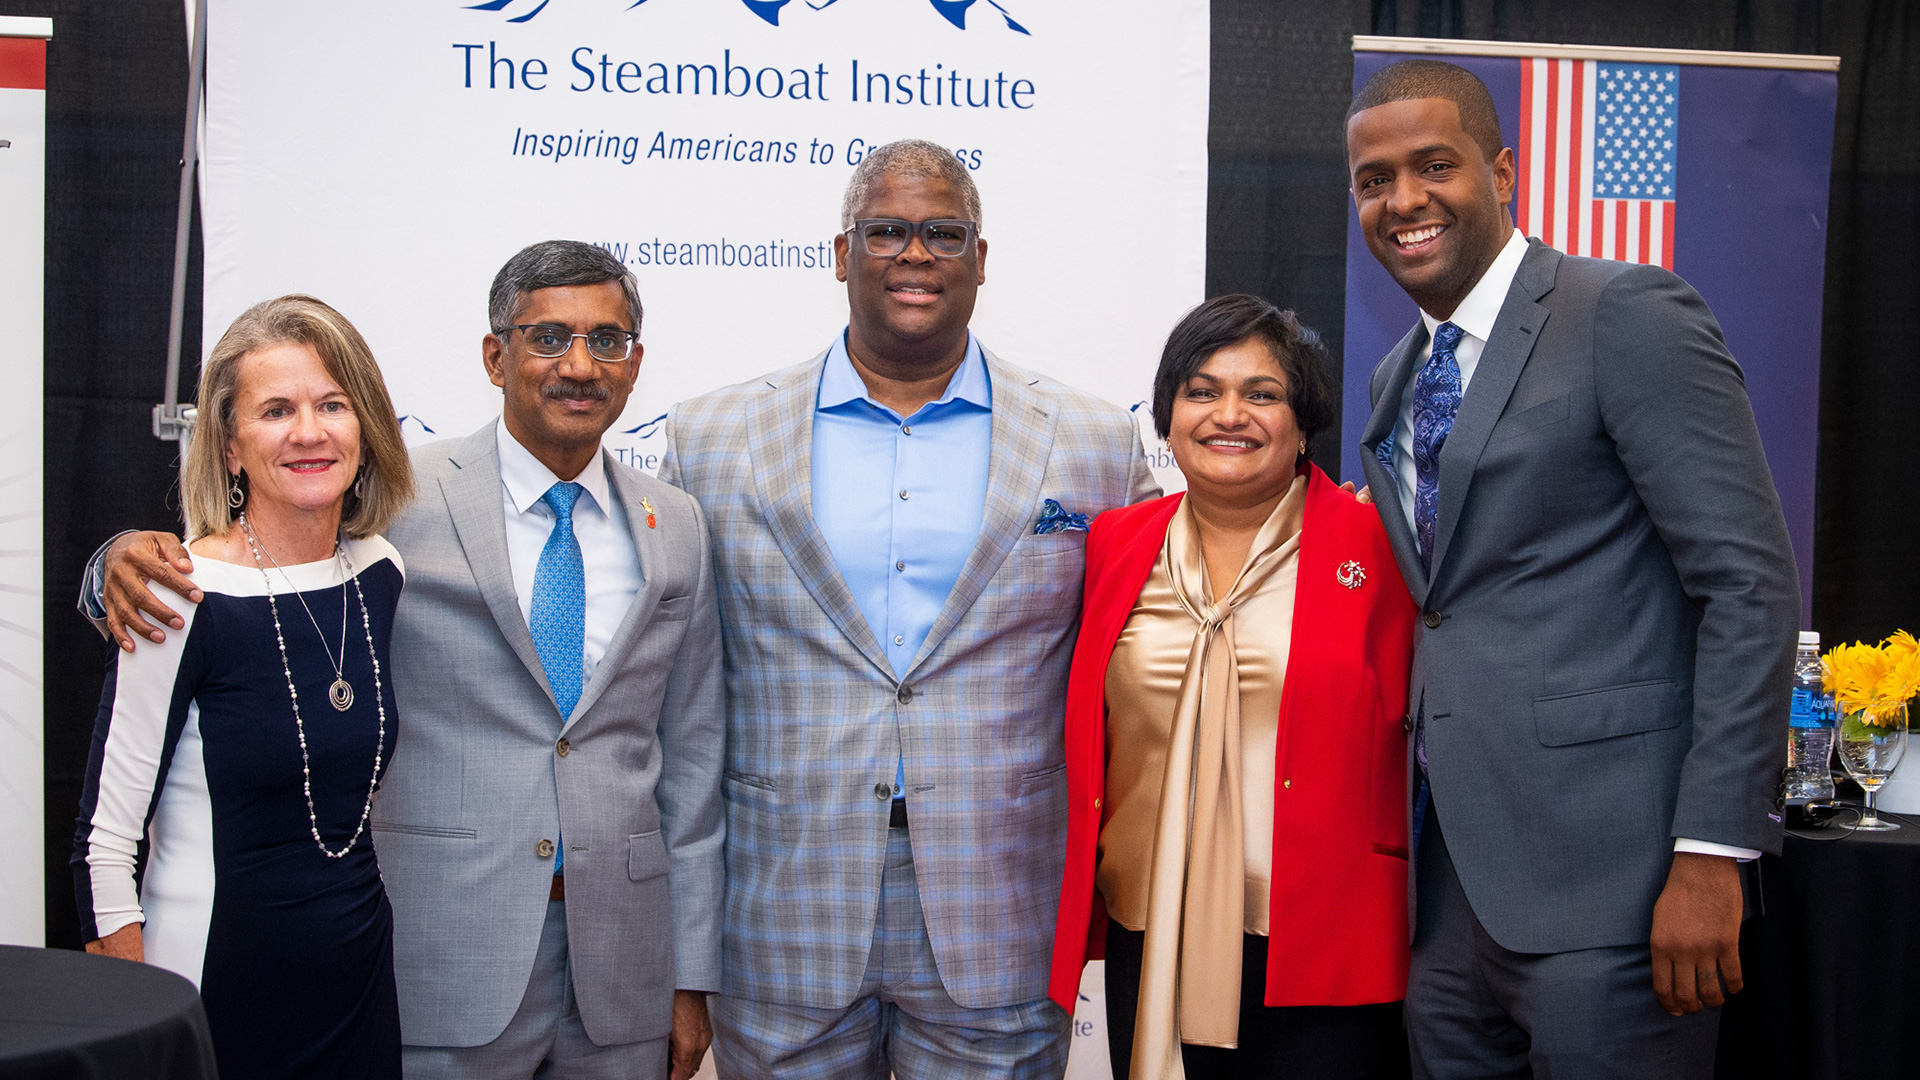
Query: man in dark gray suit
1346 60 1798 1077
86 242 724 1080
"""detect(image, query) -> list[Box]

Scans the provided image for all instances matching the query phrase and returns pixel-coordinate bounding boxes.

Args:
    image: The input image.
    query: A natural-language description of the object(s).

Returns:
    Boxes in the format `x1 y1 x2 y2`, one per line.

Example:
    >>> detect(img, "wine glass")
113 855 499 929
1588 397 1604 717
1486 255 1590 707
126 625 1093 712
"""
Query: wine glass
1838 705 1909 831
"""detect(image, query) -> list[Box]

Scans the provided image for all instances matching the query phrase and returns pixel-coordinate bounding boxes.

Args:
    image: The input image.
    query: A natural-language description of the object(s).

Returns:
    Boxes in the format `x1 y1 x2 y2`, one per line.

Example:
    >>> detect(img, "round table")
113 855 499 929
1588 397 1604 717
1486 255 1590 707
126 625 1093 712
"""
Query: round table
1716 806 1920 1080
0 945 216 1079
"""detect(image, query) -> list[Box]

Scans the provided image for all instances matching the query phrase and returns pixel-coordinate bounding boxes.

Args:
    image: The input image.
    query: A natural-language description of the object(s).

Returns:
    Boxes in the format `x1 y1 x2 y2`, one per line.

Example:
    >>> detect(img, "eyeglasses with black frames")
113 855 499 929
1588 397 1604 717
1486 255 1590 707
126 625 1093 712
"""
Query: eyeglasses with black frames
845 218 979 259
494 323 639 362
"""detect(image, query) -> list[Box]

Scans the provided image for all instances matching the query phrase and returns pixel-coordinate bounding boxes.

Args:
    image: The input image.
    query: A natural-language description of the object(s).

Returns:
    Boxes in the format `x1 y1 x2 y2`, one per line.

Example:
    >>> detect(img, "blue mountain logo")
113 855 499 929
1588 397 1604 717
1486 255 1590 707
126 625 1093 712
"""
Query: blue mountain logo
464 0 550 22
464 0 1029 33
622 412 670 438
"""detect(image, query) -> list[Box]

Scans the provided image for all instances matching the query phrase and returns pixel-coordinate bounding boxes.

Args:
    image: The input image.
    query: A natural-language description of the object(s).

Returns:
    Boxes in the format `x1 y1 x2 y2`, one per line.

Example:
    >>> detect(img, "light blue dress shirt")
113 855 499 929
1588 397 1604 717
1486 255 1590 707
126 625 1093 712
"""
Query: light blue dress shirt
811 329 993 796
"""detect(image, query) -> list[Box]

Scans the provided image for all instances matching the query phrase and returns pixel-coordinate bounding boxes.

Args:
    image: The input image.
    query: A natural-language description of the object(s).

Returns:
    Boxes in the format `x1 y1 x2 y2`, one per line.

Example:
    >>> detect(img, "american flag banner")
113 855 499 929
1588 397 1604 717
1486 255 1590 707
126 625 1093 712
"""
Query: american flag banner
1516 59 1678 268
1344 38 1841 621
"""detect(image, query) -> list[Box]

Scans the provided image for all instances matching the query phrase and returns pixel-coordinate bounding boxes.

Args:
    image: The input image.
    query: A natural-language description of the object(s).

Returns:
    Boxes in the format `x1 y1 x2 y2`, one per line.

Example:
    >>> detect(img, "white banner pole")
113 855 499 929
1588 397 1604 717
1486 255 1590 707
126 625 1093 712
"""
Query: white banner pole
154 0 206 454
0 12 52 947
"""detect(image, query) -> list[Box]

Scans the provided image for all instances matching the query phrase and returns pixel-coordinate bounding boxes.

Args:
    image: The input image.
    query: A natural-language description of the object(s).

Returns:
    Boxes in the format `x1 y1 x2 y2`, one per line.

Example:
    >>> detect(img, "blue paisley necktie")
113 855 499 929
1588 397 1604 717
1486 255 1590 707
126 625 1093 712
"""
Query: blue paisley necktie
1411 321 1465 576
530 481 585 876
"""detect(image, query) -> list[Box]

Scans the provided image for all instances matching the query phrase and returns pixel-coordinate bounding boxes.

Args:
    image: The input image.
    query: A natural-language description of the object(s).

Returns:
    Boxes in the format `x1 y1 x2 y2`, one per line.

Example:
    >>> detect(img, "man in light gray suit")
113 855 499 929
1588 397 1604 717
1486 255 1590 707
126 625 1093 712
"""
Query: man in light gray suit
87 242 725 1079
1345 61 1798 1077
660 140 1158 1077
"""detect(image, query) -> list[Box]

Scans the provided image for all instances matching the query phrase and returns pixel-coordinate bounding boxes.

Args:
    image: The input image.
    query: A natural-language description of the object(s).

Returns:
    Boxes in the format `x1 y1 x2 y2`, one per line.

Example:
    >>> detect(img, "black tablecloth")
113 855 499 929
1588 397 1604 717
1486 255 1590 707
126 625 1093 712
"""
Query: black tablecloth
0 945 216 1079
1717 807 1920 1080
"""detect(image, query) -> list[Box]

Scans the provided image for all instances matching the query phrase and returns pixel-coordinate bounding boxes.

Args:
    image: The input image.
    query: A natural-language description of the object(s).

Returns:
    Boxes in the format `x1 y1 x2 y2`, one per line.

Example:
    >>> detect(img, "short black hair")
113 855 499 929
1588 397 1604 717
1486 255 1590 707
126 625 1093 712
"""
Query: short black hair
1346 59 1505 162
1150 294 1335 460
488 239 644 335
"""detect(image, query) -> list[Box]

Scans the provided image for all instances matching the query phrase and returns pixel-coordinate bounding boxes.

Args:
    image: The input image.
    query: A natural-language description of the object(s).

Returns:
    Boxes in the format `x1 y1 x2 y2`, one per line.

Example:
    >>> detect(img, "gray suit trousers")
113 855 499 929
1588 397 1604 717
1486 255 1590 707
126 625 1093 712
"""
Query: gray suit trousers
402 900 668 1080
1406 803 1720 1080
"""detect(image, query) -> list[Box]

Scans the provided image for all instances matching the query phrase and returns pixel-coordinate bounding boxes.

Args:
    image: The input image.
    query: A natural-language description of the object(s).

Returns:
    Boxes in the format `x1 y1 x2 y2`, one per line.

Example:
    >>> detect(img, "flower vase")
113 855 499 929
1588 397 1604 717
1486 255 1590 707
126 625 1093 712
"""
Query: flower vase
1837 705 1909 830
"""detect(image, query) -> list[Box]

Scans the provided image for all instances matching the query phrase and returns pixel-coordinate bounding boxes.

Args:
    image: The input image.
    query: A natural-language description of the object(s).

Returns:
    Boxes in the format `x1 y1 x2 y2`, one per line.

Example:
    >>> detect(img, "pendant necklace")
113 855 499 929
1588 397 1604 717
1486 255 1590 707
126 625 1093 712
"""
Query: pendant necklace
238 512 388 859
241 515 354 709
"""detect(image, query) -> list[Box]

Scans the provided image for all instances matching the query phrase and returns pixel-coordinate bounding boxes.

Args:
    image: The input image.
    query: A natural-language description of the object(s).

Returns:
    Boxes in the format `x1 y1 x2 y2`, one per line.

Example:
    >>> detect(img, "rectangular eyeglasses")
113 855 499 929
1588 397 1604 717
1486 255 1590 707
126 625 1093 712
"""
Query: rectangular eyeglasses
846 219 979 259
495 323 639 362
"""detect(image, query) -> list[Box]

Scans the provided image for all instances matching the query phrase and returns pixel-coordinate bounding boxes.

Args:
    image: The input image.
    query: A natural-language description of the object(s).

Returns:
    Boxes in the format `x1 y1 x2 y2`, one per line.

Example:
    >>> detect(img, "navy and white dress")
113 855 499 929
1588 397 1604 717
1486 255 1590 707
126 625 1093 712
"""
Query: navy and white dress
73 537 405 1079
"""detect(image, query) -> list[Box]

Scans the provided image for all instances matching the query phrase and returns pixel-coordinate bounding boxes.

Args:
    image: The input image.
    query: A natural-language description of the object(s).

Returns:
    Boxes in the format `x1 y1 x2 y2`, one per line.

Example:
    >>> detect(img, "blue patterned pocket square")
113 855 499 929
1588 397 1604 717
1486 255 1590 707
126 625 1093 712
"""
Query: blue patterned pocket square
1033 499 1091 534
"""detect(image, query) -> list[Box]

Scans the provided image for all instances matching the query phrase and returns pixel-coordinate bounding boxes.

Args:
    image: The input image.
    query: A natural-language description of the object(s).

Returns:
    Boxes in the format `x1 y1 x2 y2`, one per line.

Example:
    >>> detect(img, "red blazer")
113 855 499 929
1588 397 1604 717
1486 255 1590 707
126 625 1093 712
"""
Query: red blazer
1047 464 1417 1010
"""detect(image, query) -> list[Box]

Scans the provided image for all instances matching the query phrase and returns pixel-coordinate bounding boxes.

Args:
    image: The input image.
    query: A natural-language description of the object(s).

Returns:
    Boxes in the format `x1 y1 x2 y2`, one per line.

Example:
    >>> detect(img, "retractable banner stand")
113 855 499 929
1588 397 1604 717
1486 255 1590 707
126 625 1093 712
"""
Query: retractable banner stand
0 15 48 948
203 2 1206 1073
201 0 1207 497
1343 37 1839 620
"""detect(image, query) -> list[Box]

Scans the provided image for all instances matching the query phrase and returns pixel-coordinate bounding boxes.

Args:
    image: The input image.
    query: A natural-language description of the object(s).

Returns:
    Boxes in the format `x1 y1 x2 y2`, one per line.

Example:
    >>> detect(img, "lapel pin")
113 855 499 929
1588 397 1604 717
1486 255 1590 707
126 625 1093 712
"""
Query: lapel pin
640 497 657 529
1336 560 1366 589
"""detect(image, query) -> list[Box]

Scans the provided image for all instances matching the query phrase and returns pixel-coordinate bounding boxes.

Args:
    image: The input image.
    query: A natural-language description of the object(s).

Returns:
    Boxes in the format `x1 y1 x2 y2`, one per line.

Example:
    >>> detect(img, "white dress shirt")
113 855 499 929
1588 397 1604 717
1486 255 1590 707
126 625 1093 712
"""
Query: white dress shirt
1387 228 1530 528
1388 230 1758 863
496 418 643 688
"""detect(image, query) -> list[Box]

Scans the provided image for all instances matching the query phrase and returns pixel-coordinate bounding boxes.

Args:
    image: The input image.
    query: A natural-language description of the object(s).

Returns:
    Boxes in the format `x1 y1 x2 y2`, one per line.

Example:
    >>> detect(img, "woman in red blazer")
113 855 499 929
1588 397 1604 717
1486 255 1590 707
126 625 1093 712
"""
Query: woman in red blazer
1048 296 1416 1079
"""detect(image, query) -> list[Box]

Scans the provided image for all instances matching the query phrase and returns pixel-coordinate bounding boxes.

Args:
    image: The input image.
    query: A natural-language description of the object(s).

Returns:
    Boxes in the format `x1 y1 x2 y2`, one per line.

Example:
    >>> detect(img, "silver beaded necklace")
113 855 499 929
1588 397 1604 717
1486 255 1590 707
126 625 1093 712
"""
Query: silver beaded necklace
238 512 387 859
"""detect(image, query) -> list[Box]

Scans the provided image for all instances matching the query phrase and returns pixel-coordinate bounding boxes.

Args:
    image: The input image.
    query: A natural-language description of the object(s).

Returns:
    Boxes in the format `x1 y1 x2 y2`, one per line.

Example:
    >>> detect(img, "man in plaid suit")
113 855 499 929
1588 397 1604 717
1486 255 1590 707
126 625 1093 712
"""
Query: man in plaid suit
661 140 1159 1077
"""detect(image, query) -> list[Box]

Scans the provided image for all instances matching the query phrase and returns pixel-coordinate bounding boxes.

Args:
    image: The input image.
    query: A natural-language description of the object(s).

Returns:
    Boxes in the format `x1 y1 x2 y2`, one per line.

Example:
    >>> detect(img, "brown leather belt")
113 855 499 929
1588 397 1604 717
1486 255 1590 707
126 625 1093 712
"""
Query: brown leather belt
549 872 565 902
889 800 908 829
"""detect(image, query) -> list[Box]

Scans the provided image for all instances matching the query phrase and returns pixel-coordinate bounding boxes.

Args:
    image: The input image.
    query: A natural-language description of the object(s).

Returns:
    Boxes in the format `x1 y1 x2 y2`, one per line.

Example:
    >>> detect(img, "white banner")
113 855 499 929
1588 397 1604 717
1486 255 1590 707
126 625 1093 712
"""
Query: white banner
204 2 1205 1071
203 0 1208 496
0 16 49 948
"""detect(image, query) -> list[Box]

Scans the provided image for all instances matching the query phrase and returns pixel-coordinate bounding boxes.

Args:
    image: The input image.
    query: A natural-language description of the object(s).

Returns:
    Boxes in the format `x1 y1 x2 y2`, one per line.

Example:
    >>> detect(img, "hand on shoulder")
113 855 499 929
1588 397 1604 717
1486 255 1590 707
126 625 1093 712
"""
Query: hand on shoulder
102 531 199 653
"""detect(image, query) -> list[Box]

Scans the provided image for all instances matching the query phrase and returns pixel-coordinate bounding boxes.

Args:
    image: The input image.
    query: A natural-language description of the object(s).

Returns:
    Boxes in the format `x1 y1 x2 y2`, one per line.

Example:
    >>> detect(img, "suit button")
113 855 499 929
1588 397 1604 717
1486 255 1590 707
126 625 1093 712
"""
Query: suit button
897 686 914 704
1403 714 1414 734
1093 797 1101 810
874 783 892 800
536 839 556 859
1423 611 1443 629
556 737 571 757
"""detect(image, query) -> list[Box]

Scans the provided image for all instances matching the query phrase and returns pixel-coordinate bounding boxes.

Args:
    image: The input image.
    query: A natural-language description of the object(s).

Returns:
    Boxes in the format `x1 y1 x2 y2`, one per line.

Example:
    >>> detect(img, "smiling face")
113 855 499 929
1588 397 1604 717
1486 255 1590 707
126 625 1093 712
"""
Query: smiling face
834 170 987 368
482 279 642 476
1168 338 1305 507
1347 96 1516 319
224 341 362 518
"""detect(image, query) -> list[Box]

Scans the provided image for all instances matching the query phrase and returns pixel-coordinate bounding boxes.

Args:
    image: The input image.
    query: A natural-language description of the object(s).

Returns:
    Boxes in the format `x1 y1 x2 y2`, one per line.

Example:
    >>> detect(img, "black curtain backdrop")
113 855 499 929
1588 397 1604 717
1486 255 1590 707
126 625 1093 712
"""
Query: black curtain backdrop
11 0 1916 952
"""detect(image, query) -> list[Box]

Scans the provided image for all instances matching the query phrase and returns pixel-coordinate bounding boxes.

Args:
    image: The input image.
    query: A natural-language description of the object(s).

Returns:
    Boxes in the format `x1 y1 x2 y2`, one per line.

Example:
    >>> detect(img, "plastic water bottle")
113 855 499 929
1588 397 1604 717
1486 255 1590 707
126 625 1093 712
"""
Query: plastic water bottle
1784 630 1836 803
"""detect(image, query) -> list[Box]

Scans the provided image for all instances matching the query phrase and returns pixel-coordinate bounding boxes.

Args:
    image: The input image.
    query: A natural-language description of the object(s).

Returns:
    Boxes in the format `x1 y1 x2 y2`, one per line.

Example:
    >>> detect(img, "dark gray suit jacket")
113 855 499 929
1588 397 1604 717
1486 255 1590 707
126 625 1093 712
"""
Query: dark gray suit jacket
1358 239 1798 955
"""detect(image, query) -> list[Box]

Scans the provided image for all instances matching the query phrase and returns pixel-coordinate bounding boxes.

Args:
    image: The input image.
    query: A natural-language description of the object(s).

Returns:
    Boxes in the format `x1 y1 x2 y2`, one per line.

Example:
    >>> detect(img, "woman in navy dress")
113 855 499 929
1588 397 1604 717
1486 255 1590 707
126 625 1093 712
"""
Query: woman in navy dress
74 295 416 1079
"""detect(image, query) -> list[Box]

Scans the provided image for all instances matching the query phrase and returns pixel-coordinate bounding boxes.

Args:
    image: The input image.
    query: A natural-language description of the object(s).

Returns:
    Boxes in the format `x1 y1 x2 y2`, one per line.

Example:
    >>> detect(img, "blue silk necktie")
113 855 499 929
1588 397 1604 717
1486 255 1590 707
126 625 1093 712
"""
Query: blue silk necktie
530 481 585 875
1409 322 1464 804
1411 321 1465 576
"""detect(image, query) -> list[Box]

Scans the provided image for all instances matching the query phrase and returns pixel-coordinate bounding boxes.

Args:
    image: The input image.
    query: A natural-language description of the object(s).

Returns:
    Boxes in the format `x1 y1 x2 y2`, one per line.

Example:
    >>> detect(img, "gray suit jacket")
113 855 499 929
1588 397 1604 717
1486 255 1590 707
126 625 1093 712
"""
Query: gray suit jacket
371 423 725 1047
660 348 1158 1010
1357 240 1798 954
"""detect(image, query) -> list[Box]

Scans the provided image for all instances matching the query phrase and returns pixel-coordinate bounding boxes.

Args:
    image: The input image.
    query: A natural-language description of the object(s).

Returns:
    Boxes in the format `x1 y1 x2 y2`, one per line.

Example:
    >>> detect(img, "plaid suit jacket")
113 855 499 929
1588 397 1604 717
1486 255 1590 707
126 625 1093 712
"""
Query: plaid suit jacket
661 346 1159 1010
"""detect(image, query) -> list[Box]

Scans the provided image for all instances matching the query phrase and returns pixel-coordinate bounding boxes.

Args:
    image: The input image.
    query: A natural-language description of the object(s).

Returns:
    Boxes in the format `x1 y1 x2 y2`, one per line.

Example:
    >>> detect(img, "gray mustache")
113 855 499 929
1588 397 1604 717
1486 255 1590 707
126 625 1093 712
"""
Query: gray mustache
543 379 610 402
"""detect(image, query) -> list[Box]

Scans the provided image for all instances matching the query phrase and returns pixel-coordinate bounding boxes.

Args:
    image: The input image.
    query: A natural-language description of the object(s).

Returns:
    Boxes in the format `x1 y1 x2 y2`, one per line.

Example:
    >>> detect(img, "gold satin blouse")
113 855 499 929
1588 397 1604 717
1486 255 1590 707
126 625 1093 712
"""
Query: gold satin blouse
1096 480 1304 937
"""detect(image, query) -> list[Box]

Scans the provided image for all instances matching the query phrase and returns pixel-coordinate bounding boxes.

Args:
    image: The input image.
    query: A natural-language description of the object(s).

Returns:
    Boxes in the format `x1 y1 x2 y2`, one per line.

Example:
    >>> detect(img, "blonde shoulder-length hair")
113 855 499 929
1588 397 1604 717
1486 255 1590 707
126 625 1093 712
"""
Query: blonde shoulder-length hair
182 295 415 540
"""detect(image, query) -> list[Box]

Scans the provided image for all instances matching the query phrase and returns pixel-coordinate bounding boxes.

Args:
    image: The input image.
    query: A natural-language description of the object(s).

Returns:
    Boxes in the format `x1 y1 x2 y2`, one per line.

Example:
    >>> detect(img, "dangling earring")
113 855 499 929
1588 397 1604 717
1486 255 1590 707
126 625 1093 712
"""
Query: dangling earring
352 466 366 501
227 471 247 509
